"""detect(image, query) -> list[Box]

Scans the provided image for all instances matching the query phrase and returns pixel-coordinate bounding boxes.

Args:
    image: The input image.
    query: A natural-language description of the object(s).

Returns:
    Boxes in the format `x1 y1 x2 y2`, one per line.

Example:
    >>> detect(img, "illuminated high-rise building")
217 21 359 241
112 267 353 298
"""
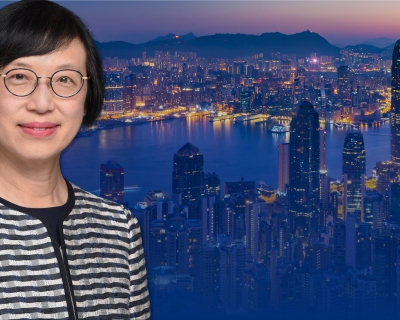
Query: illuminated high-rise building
278 143 290 193
203 172 221 198
391 40 400 164
100 160 124 203
288 100 320 238
320 129 330 223
172 142 204 206
124 74 136 111
337 65 350 101
240 90 251 112
342 131 366 221
103 71 124 113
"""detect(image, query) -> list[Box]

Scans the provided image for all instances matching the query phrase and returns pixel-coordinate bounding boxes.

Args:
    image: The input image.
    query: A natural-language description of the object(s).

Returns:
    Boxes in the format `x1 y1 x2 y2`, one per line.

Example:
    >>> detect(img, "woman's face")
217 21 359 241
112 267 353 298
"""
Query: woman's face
0 38 87 164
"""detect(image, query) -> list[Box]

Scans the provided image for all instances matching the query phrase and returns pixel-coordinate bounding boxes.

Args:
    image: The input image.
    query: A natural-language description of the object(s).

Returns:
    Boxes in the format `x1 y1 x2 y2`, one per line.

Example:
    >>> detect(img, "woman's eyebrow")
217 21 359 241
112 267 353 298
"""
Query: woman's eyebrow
9 62 31 68
8 62 80 69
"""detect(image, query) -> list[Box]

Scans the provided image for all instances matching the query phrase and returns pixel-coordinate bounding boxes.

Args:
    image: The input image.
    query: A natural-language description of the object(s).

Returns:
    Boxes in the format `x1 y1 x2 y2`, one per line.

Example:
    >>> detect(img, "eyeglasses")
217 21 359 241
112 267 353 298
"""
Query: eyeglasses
0 68 90 98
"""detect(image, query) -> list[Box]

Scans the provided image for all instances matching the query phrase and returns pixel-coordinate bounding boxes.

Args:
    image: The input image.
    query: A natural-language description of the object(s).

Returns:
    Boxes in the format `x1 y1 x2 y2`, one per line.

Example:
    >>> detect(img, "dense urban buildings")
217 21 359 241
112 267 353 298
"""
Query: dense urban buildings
94 37 400 320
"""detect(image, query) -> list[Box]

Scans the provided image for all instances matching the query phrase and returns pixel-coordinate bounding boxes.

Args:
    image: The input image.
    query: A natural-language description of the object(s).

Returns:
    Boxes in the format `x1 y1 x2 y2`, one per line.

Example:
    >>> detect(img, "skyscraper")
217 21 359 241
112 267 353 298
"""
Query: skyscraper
203 172 221 198
288 100 320 238
172 142 204 206
100 160 124 203
391 40 400 164
103 71 124 113
342 131 366 221
278 143 290 193
124 74 136 112
337 65 350 101
240 90 251 112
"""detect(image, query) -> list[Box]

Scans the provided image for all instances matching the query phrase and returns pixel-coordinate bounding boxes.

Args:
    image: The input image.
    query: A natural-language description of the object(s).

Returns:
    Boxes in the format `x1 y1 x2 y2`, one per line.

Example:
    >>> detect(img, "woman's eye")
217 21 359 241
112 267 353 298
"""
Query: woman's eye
13 74 27 80
59 76 70 83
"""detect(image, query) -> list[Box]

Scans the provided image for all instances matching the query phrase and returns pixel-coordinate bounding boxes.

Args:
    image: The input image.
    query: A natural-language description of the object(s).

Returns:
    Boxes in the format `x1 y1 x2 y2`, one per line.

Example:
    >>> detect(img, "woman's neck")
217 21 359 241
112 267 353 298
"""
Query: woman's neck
0 154 67 208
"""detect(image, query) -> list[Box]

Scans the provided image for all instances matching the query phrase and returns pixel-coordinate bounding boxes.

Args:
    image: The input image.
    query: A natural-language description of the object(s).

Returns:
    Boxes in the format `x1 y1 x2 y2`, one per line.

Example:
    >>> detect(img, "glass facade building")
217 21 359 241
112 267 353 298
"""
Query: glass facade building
288 100 320 238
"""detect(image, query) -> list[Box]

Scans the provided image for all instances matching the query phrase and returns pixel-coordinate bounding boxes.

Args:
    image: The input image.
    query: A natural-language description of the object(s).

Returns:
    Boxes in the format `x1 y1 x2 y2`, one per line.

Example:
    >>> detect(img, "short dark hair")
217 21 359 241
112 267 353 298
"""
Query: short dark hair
0 0 104 126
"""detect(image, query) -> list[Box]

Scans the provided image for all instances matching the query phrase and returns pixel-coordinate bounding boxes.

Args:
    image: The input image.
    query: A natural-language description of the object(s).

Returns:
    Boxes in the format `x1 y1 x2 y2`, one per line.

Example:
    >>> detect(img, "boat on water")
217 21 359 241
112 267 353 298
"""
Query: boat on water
334 122 344 128
269 125 289 133
234 114 262 122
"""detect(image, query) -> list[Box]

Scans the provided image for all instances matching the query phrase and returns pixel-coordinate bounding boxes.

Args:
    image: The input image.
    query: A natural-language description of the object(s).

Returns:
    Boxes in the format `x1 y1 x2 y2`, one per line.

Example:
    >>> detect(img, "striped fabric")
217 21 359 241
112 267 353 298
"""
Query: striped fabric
0 183 151 320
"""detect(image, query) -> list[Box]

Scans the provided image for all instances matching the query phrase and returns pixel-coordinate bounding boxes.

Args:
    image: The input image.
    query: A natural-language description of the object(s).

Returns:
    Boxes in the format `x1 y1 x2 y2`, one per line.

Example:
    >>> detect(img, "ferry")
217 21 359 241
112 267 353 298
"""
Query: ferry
269 125 289 133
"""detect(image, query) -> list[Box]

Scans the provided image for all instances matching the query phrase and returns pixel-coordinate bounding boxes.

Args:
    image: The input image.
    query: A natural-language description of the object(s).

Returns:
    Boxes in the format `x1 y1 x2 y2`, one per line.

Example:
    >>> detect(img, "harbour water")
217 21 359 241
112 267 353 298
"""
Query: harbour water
61 116 390 205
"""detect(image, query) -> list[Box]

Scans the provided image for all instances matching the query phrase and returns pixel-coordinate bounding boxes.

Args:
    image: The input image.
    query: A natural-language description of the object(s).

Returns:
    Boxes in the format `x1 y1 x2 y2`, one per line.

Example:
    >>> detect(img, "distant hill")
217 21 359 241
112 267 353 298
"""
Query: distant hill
361 37 397 48
150 32 197 42
95 30 342 59
343 44 383 54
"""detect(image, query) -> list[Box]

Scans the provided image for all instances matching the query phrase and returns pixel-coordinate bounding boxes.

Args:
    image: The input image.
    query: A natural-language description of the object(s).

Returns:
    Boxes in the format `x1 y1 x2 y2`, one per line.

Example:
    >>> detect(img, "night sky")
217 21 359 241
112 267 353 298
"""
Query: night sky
1 1 400 46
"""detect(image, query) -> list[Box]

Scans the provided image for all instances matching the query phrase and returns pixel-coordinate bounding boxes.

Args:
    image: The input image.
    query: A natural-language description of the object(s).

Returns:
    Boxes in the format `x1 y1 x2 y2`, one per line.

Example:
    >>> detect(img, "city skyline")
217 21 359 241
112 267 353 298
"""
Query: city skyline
0 1 398 46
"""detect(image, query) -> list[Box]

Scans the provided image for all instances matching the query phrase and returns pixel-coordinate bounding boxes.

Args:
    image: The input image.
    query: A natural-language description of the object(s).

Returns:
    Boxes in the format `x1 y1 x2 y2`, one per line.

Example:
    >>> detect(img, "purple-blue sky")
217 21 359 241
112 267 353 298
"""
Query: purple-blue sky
2 1 400 46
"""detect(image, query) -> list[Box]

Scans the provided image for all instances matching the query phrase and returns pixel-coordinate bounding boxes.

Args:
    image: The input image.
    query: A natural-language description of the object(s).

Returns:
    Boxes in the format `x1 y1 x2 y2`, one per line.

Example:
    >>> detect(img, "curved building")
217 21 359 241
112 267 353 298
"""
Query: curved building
288 100 320 238
391 40 400 164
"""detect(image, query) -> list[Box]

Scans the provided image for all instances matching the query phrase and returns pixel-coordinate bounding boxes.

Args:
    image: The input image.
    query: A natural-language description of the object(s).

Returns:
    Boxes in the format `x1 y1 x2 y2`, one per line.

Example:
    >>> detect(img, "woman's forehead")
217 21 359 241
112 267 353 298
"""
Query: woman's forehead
6 39 87 71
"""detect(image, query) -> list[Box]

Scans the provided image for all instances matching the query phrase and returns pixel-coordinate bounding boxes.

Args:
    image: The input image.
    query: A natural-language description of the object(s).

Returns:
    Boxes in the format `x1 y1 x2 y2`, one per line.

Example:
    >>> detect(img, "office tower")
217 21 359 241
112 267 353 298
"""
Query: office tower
364 191 384 229
224 179 255 200
373 228 400 315
164 216 189 274
200 195 215 243
202 235 246 313
270 213 288 259
258 221 271 264
333 222 346 268
305 242 333 270
391 182 400 226
345 213 357 268
243 264 270 315
391 40 400 164
203 172 221 198
103 71 124 113
357 223 372 268
100 160 124 203
376 161 397 218
213 199 227 237
342 131 366 221
124 74 136 111
278 143 290 193
187 219 203 292
245 200 267 262
337 65 350 101
172 142 204 206
320 130 330 223
294 78 304 103
223 194 246 241
288 100 320 238
240 90 251 112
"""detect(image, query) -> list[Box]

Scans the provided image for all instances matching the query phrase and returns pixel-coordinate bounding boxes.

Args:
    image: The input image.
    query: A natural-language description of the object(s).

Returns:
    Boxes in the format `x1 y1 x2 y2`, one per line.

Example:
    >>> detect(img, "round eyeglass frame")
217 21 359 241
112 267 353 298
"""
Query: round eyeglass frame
0 68 90 98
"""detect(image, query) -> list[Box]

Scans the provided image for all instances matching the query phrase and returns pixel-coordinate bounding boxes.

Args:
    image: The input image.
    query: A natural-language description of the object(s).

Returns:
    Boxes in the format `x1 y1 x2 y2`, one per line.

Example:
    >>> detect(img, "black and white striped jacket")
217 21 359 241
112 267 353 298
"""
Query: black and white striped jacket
0 182 150 319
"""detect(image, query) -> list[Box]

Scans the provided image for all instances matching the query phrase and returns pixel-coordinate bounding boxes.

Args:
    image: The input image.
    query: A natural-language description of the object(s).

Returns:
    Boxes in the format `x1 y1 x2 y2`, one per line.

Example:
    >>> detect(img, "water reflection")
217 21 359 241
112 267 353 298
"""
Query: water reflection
61 119 391 205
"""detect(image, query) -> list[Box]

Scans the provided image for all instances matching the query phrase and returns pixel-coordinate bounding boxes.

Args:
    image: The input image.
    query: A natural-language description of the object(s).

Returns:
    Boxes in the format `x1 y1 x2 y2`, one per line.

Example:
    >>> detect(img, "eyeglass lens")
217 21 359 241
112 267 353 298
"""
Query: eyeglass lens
4 69 84 97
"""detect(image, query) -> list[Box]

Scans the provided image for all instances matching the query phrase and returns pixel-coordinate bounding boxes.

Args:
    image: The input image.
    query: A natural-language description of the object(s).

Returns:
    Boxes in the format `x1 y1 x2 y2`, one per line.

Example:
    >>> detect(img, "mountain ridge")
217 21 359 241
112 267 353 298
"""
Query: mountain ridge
94 31 389 60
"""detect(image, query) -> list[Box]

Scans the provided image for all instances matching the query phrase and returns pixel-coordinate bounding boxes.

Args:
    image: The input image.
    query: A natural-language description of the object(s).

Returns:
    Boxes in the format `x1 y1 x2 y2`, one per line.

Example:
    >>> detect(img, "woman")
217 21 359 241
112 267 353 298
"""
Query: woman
0 1 150 319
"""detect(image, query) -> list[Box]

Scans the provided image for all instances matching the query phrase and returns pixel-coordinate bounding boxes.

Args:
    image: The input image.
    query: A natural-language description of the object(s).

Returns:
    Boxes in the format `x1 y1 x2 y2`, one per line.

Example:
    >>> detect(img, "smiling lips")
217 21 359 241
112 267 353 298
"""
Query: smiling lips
19 122 58 137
